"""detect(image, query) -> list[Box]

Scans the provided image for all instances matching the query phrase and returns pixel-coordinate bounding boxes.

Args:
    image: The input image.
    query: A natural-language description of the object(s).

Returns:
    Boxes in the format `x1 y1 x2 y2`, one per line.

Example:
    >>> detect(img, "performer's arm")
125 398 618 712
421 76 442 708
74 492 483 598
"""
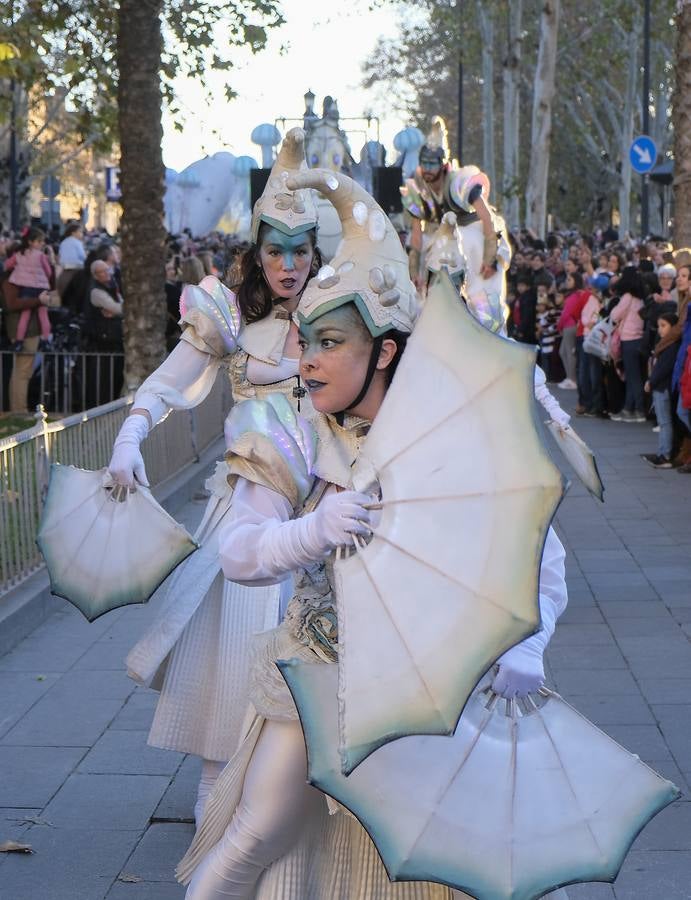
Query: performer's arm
219 479 372 585
108 340 219 487
492 527 567 697
409 219 423 288
470 191 499 280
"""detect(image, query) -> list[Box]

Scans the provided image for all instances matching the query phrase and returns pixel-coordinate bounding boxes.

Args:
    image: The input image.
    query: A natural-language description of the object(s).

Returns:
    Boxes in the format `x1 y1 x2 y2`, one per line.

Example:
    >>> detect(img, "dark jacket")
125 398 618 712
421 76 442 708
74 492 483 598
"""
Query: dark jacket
649 339 682 393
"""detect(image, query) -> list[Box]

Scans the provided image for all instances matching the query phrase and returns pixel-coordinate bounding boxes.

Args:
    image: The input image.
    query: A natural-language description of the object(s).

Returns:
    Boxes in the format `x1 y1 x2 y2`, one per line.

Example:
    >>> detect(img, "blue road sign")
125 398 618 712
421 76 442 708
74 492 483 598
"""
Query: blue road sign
629 135 657 175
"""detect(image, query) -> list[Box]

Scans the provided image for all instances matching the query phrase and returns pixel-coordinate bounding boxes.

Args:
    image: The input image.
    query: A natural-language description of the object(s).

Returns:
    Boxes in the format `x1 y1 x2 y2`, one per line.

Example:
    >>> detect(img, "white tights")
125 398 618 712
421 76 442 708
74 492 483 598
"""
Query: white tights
195 759 227 828
185 719 321 899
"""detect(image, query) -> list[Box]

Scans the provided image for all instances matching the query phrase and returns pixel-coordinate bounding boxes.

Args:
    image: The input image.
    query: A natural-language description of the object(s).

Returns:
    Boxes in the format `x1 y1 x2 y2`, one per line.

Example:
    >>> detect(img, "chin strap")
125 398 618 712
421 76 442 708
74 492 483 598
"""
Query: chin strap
335 336 383 426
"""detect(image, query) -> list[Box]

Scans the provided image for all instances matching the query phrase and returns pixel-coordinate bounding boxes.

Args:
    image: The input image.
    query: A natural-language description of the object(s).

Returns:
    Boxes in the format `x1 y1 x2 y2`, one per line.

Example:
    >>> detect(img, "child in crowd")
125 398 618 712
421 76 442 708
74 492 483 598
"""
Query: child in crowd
642 312 682 468
5 227 54 352
536 288 561 381
511 273 537 344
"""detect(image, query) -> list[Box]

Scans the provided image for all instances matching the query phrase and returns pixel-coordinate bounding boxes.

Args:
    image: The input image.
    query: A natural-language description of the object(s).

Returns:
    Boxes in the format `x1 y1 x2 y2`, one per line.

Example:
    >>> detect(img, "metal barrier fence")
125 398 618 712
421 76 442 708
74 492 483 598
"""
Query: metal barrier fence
0 349 125 414
0 376 232 596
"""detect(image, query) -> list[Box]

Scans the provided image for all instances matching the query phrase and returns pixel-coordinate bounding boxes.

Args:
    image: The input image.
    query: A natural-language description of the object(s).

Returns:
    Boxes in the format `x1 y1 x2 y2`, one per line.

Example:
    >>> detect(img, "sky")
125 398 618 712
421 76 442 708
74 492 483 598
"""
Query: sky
161 1 414 173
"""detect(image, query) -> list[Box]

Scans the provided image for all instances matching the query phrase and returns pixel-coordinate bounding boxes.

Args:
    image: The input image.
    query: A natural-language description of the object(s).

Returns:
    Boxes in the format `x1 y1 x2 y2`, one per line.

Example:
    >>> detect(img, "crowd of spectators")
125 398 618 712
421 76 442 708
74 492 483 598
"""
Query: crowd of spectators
0 221 248 414
506 229 691 472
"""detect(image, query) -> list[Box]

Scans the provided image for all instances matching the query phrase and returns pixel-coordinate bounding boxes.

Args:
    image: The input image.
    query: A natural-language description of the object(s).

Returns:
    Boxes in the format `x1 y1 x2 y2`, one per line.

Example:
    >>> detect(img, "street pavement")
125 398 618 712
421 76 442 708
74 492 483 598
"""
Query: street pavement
1 388 690 900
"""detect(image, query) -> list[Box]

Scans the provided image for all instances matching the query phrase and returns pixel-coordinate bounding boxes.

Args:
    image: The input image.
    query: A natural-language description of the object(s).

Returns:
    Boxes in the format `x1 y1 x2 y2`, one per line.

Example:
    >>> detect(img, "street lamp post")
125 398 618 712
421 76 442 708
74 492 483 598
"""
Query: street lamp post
641 0 651 237
457 0 463 163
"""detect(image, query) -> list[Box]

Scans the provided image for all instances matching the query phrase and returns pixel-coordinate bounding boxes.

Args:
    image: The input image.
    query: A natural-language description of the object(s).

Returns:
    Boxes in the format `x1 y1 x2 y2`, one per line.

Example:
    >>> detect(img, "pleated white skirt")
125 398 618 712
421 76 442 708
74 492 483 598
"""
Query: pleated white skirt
126 463 282 761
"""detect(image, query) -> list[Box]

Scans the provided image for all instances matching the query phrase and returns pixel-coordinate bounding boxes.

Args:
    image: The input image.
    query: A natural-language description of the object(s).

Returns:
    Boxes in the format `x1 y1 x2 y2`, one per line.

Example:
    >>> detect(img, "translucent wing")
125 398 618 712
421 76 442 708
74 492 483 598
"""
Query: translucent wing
334 276 565 773
281 660 679 900
37 464 197 621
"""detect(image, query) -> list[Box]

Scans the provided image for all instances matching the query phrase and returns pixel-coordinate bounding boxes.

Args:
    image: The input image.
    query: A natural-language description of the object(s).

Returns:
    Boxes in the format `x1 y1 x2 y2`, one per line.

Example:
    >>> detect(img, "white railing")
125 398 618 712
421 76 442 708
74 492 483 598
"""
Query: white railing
0 376 232 596
0 349 125 414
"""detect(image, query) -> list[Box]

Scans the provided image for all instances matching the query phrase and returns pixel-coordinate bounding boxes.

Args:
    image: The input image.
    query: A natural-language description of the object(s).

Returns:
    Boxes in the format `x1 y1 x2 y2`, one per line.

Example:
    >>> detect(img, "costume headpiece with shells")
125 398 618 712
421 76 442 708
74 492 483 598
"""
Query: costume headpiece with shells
419 115 450 166
250 127 318 243
286 169 417 336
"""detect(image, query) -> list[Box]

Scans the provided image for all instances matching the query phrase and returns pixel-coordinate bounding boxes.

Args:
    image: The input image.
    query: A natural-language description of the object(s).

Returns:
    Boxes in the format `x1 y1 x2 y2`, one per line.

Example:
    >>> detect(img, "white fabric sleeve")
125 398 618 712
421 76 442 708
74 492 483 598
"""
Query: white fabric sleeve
497 526 567 667
534 366 571 428
219 480 314 586
133 339 221 426
219 480 371 585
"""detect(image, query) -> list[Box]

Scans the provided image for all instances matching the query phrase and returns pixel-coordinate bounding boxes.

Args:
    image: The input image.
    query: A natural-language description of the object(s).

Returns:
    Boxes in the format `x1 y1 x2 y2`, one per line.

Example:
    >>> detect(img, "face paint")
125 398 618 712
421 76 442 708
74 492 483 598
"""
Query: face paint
258 227 314 299
298 306 374 415
419 147 444 183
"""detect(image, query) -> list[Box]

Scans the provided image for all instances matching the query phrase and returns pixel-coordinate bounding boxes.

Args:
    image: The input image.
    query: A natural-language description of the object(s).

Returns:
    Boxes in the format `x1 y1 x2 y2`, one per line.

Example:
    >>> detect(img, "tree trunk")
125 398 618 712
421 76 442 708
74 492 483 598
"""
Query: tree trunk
117 0 167 391
477 1 496 192
502 0 522 230
524 0 560 238
617 14 640 239
673 0 691 248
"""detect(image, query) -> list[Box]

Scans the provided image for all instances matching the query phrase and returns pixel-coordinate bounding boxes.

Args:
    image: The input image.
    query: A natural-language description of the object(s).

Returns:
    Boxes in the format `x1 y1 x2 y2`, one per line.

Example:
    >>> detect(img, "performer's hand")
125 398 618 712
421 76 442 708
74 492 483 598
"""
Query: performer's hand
492 655 545 698
108 414 150 488
480 263 496 280
313 490 372 551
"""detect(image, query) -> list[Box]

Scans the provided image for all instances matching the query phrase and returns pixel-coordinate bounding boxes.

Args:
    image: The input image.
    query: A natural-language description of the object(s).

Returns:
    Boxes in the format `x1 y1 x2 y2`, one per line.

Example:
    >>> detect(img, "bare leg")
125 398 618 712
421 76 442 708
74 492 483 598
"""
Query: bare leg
186 719 321 900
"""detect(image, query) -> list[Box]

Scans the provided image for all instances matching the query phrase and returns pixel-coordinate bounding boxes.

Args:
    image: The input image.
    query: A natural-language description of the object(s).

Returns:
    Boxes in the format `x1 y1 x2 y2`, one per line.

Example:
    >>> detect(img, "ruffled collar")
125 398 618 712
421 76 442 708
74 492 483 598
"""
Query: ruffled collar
238 307 292 365
313 412 371 488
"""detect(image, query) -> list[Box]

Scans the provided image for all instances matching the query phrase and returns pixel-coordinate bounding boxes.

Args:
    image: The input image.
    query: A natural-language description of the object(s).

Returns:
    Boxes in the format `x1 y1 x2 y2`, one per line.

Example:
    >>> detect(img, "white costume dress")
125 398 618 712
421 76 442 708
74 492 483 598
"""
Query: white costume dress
125 290 314 762
177 170 569 900
119 126 320 769
177 395 567 899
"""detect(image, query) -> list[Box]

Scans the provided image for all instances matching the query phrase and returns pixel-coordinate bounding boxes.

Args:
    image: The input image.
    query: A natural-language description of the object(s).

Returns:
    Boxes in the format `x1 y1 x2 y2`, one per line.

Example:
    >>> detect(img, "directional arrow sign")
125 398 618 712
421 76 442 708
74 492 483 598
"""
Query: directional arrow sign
629 135 657 174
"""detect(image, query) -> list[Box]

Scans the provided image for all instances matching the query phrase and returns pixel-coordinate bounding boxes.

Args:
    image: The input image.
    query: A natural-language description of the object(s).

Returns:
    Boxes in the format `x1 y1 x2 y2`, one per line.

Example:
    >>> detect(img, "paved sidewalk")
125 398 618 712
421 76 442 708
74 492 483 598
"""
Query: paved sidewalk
1 393 691 899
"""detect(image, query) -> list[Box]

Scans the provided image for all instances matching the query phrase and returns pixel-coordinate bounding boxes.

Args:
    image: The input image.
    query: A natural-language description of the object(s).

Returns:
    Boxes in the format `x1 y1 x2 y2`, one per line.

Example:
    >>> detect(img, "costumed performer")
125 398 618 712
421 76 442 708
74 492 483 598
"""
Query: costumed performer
400 116 510 323
107 128 322 825
423 211 571 435
177 170 567 899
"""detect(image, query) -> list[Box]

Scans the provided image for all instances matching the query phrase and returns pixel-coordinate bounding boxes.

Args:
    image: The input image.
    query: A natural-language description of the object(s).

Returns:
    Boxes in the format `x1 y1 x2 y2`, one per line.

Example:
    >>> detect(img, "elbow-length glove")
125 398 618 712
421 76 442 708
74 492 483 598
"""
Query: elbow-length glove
108 414 150 488
259 491 373 574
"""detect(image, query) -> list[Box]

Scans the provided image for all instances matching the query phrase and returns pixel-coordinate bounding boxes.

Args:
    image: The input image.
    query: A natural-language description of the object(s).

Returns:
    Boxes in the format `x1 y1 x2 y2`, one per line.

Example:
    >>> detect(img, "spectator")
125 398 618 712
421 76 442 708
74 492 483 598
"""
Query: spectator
578 277 607 417
557 272 587 390
530 251 555 290
57 222 86 297
83 259 124 406
642 313 682 468
511 273 537 344
672 264 691 471
610 267 647 423
640 263 677 357
536 290 561 381
4 227 54 352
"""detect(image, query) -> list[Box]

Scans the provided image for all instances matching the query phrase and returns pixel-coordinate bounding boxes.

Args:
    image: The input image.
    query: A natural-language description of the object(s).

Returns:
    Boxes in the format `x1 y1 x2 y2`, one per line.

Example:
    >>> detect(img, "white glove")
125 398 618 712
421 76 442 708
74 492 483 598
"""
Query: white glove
255 490 372 575
492 644 545 698
310 491 372 551
108 414 150 488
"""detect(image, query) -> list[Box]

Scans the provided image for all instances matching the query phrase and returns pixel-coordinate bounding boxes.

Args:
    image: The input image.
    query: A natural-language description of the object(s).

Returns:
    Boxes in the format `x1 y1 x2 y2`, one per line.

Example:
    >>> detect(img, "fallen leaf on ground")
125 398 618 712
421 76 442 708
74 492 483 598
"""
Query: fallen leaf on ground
117 873 142 883
0 840 34 853
16 816 54 827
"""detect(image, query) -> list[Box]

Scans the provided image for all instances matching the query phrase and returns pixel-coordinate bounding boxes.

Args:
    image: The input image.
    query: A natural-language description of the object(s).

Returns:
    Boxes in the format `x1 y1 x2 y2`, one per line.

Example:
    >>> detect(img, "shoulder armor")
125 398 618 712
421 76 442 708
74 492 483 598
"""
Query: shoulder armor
224 394 317 511
179 275 241 358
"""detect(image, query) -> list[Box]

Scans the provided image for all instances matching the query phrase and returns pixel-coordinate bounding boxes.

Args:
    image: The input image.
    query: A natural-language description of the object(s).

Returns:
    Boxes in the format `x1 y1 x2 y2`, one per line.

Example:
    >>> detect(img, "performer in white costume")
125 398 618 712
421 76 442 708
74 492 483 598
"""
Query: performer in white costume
107 129 322 824
178 170 568 898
